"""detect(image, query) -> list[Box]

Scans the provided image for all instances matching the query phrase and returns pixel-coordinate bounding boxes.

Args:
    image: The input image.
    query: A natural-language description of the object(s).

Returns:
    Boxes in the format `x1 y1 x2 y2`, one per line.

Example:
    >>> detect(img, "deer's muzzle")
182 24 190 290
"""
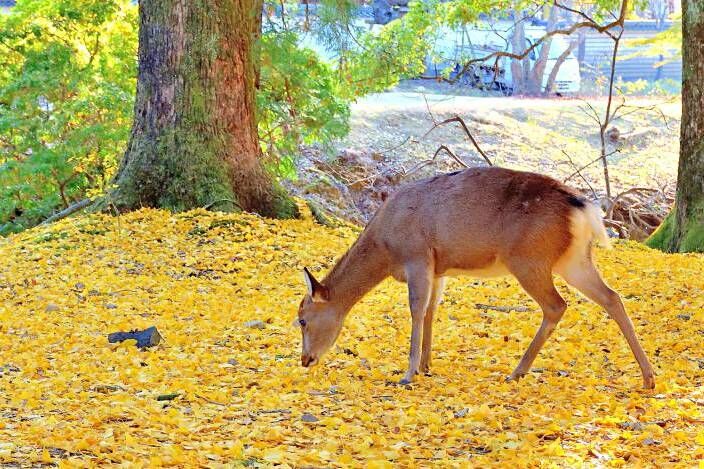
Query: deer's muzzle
301 355 317 367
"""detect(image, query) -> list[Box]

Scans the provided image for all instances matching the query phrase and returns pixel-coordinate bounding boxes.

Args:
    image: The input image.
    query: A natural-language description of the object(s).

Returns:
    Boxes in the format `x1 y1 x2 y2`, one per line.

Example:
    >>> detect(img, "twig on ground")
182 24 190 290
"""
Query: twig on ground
475 303 530 313
196 394 228 406
603 218 627 238
606 187 659 219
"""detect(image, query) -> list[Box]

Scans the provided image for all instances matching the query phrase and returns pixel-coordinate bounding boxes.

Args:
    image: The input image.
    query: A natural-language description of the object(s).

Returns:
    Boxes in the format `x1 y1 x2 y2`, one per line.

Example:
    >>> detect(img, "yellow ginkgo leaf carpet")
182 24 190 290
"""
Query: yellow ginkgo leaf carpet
1 208 703 467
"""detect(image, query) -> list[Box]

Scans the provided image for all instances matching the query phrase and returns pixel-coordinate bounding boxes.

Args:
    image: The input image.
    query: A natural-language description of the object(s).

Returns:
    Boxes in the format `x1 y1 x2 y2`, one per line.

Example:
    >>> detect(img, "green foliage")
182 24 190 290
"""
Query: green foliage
315 0 365 56
339 1 435 97
0 0 137 234
257 31 350 178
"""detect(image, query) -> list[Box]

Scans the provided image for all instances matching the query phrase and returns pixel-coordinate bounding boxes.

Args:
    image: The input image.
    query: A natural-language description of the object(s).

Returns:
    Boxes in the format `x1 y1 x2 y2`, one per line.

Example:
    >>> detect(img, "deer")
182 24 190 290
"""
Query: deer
296 167 655 389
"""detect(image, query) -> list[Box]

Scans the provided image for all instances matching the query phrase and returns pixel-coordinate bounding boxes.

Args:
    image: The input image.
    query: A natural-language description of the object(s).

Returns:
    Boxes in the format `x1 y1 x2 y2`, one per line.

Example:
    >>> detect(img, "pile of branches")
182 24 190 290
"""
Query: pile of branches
604 187 674 241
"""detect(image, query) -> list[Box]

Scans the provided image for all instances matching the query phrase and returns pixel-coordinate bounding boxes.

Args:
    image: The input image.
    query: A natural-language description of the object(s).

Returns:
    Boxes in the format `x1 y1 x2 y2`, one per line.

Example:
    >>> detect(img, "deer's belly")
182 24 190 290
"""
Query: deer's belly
443 260 510 278
389 259 510 283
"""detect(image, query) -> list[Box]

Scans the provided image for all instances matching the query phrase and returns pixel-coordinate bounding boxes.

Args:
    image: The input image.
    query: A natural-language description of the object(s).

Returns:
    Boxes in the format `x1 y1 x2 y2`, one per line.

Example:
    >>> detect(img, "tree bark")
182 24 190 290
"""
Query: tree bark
527 5 557 95
646 0 704 252
543 39 578 95
110 0 297 218
510 6 563 96
510 11 529 95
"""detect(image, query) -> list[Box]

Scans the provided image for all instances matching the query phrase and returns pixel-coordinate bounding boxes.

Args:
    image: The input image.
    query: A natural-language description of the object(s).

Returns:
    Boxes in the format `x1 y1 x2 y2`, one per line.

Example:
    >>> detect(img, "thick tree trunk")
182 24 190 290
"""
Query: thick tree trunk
646 0 704 252
110 0 297 218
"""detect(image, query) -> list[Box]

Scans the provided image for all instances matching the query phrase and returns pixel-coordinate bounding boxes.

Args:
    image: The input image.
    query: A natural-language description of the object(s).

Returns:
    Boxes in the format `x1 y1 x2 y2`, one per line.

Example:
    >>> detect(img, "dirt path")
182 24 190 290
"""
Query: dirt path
353 92 584 112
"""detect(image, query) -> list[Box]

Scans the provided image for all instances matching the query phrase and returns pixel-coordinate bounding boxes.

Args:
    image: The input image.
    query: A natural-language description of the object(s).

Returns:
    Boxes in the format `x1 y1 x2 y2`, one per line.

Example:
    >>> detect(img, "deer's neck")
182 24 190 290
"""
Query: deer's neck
323 231 389 314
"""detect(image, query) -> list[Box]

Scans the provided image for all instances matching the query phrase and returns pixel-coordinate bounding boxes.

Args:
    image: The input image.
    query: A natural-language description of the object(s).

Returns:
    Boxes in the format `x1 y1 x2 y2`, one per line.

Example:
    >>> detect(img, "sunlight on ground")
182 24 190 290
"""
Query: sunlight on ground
1 207 703 466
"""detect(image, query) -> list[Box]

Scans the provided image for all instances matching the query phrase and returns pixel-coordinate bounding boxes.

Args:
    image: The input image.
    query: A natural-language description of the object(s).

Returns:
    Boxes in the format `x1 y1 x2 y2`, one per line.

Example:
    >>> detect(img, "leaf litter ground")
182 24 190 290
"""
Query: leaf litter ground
1 207 703 467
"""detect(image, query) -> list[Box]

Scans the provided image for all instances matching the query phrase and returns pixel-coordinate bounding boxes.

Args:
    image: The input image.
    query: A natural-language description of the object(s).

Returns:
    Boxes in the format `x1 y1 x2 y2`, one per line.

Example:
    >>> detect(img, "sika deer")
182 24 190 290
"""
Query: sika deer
296 167 655 389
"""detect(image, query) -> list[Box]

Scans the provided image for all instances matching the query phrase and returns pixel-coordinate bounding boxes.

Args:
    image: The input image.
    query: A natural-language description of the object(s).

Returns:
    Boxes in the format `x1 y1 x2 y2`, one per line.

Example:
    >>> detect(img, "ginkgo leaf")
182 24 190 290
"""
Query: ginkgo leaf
0 208 702 466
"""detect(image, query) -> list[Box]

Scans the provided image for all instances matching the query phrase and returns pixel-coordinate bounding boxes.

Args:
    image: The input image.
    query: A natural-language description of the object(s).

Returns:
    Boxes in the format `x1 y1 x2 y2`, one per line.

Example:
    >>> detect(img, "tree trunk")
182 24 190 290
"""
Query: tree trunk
110 0 297 218
510 12 529 95
526 5 557 95
543 39 578 95
646 0 704 252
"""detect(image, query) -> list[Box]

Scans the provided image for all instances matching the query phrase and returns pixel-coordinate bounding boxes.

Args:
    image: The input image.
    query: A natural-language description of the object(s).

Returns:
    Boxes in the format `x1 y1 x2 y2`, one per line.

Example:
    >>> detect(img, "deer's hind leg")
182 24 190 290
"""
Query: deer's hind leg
556 256 655 389
506 261 567 382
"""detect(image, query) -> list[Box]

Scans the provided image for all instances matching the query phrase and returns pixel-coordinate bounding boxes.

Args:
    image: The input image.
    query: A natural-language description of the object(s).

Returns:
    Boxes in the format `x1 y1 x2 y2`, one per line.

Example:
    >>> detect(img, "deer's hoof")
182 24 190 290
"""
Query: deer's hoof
399 378 413 385
643 374 655 390
506 372 524 383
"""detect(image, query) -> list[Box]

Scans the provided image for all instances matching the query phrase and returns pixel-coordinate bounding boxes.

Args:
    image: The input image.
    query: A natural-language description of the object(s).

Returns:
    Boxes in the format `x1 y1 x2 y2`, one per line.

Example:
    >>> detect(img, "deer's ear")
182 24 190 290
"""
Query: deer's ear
303 267 329 302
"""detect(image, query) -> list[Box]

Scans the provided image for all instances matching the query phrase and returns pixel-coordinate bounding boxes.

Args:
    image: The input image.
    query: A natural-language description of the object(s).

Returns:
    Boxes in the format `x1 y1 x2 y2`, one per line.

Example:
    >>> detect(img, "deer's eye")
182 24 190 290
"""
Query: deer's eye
298 319 306 327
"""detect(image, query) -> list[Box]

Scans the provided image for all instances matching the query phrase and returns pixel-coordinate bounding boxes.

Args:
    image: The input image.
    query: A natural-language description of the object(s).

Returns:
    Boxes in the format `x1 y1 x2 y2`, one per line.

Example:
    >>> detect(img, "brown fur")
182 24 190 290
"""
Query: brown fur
298 167 655 389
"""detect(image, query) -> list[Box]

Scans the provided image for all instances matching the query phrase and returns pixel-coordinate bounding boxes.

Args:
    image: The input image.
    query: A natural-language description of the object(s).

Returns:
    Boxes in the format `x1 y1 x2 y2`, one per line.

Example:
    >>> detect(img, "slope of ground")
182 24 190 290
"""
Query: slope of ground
1 208 703 467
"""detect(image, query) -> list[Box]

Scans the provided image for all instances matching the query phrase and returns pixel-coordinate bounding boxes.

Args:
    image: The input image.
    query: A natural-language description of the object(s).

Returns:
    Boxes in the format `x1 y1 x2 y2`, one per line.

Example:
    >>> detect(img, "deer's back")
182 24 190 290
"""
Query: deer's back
372 167 584 277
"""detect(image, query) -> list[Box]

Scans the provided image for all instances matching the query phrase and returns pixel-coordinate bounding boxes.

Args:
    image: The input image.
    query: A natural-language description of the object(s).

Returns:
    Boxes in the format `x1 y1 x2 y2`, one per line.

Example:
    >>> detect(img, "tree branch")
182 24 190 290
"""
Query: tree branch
448 0 629 85
404 145 469 178
40 199 92 226
422 116 493 166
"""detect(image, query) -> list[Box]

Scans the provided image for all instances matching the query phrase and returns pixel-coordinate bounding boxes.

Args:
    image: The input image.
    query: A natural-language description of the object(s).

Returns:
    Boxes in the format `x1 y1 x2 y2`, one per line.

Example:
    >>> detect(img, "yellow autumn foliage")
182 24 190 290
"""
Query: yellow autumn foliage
1 206 704 467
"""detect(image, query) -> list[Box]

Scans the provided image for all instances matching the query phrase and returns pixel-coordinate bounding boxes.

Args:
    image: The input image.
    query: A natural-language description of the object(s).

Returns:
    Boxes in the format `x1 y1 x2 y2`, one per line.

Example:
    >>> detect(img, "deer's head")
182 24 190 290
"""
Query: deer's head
297 268 344 367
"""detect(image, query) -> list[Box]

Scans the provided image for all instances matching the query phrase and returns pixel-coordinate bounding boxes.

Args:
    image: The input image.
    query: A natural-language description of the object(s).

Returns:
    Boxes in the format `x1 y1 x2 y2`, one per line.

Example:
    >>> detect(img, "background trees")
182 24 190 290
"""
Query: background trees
0 0 695 242
0 0 137 233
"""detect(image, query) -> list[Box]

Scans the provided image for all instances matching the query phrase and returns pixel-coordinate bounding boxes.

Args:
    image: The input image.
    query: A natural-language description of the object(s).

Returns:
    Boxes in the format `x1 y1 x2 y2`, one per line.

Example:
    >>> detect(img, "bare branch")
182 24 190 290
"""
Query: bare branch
560 149 598 199
578 100 603 126
378 135 412 155
452 5 627 84
433 145 470 168
554 1 617 39
562 151 619 183
404 145 469 178
422 116 493 166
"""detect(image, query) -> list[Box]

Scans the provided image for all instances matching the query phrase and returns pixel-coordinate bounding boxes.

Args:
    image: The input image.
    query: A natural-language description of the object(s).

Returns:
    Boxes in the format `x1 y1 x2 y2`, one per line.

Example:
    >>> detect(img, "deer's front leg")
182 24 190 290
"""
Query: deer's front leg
400 261 433 385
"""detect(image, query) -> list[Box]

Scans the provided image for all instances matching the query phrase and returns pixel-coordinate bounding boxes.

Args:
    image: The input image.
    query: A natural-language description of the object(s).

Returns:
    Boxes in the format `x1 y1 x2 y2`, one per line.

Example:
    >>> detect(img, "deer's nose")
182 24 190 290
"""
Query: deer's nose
301 355 313 367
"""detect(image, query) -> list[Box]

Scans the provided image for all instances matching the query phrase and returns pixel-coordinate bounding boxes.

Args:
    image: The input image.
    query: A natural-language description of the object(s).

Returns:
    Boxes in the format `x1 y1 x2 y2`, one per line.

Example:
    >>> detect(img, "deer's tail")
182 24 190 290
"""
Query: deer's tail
584 202 611 249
